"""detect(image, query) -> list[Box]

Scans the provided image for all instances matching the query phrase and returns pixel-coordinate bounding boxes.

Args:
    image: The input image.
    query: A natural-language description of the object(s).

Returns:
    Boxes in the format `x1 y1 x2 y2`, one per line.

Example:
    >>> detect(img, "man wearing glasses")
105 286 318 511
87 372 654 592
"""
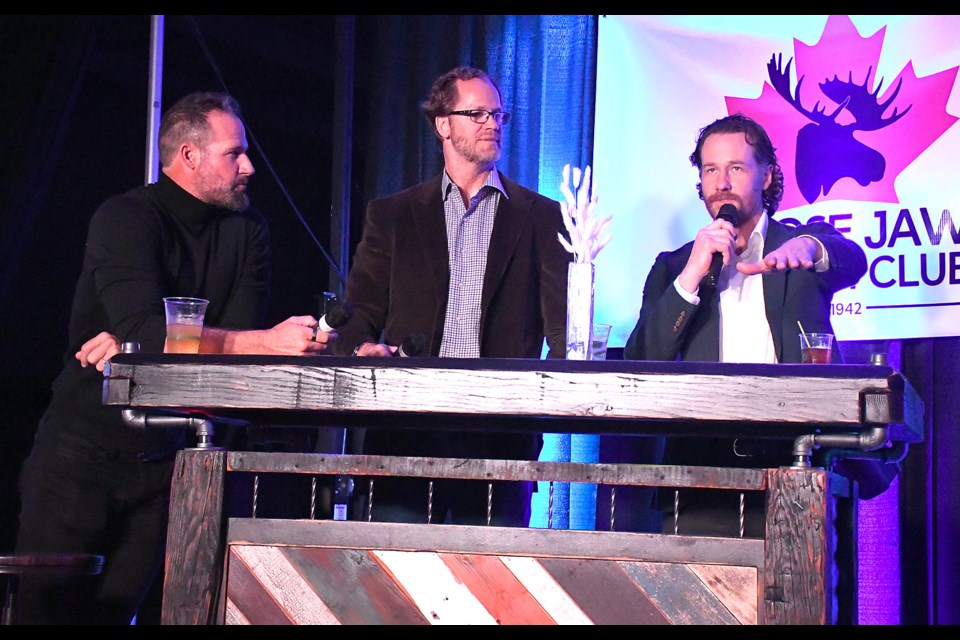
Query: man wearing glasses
336 66 571 527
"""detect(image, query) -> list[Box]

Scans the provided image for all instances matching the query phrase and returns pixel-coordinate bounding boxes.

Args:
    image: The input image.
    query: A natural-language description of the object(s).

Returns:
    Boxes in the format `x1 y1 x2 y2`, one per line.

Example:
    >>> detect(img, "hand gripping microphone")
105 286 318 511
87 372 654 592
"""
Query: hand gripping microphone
706 203 739 289
394 332 426 357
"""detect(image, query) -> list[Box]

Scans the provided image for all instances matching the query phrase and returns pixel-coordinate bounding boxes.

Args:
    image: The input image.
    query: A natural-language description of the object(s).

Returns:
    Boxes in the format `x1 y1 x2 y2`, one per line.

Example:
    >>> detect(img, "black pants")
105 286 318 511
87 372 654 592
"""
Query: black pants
14 420 174 625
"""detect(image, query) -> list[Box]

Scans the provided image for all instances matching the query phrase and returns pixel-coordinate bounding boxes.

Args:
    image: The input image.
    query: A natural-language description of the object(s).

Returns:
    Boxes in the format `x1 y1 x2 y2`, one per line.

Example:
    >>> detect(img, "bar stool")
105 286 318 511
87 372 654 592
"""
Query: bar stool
0 553 104 625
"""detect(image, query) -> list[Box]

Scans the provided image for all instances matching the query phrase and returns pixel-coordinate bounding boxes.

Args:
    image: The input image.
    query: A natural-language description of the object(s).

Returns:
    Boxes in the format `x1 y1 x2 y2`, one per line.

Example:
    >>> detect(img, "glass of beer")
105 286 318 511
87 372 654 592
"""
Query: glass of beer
799 332 833 364
163 297 208 354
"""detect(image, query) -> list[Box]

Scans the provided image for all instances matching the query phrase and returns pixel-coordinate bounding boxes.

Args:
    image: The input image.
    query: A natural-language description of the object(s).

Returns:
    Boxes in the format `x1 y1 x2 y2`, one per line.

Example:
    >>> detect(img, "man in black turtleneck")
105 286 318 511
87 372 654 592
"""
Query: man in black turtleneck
14 92 335 625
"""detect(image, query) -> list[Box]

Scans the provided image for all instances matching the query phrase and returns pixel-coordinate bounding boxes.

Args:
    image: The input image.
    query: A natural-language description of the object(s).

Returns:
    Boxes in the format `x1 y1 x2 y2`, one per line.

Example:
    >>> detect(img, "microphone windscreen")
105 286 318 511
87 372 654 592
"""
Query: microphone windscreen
399 332 426 357
717 203 738 225
318 303 353 332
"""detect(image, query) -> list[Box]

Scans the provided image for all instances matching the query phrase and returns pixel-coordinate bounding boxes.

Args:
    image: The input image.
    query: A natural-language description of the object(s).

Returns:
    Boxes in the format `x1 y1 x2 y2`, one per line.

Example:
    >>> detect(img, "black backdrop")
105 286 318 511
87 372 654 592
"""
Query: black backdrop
1 15 340 550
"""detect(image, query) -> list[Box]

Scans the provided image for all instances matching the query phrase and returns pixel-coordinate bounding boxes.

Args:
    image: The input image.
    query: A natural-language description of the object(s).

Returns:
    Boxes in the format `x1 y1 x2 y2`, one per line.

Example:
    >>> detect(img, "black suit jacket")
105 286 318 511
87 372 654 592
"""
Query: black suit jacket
624 217 868 470
625 218 866 365
338 171 571 460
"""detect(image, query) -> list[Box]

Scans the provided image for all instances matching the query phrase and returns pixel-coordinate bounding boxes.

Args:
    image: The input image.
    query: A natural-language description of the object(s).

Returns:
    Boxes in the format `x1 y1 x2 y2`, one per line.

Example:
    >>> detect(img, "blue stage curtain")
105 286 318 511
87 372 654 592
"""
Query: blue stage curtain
478 15 599 530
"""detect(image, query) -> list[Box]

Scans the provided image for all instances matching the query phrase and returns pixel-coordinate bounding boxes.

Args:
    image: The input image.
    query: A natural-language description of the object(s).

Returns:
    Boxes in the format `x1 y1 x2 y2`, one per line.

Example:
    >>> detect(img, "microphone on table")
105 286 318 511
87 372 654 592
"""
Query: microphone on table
394 332 426 358
706 203 739 289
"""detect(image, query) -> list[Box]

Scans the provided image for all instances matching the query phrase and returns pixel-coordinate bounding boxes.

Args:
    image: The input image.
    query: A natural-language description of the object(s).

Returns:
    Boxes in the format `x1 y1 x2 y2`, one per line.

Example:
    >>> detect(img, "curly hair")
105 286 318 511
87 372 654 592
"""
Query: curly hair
689 113 784 216
158 92 242 167
420 66 501 141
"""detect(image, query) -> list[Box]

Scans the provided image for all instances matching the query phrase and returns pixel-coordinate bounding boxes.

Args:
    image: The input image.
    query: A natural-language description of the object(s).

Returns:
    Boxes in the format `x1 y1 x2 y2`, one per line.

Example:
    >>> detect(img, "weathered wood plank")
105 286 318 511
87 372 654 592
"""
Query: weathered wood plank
283 547 427 625
689 564 759 625
438 554 556 624
224 547 294 625
226 452 768 491
162 449 225 625
230 546 340 624
226 519 765 568
763 467 832 624
104 355 916 437
619 561 744 624
538 557 669 624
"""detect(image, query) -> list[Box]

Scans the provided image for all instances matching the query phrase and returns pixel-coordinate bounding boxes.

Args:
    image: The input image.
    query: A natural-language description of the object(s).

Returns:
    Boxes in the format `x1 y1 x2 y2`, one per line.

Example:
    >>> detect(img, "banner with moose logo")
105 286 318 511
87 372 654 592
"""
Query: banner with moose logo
594 15 960 343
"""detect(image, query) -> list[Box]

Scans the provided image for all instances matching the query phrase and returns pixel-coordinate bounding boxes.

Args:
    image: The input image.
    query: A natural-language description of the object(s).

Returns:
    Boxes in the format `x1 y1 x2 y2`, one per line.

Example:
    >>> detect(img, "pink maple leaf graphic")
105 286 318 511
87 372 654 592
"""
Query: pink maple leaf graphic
726 14 959 211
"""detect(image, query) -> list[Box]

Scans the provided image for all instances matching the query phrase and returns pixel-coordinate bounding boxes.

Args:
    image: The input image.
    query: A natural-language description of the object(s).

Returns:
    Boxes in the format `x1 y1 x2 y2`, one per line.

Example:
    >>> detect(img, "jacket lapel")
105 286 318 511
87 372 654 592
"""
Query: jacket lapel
481 175 530 315
410 175 451 301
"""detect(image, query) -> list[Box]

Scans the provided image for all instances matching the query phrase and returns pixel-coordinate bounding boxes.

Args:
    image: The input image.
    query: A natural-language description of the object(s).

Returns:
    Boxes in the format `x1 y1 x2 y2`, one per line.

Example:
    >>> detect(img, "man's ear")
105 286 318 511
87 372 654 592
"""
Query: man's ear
179 143 199 170
435 115 450 140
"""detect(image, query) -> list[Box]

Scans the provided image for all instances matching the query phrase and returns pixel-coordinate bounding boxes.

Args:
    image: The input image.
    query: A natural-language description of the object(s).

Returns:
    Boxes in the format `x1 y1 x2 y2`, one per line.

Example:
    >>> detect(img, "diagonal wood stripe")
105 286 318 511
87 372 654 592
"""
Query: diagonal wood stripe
689 564 759 625
500 556 593 625
224 598 251 625
439 554 556 625
620 561 743 624
282 547 427 625
371 550 498 624
234 546 341 625
539 557 669 625
226 547 294 625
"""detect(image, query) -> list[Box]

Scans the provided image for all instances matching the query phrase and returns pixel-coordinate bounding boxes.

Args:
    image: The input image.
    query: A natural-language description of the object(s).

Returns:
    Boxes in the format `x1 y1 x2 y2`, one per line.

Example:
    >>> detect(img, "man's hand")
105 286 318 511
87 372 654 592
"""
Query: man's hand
76 331 121 372
353 342 398 357
213 315 337 355
256 315 336 355
738 236 820 275
677 216 738 294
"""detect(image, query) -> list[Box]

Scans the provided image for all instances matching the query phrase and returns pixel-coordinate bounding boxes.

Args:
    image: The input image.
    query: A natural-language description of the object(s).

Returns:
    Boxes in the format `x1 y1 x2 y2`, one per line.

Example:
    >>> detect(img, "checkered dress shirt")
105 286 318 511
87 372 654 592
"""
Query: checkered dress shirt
438 170 505 357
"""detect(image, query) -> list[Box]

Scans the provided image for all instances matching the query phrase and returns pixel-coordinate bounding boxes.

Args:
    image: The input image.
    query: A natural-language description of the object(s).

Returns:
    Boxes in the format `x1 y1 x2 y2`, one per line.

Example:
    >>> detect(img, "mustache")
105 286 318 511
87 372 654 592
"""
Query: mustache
706 195 741 207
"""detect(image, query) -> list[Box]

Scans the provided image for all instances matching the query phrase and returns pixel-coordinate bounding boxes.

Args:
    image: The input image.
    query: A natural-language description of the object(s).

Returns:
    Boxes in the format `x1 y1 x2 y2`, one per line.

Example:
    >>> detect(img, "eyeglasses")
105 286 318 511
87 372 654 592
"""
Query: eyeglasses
446 109 511 125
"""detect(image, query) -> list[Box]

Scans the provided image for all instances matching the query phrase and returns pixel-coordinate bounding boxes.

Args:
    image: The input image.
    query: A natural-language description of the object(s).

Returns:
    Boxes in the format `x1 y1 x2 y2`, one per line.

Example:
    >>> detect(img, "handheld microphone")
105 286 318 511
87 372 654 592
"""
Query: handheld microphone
394 332 426 358
317 303 353 333
706 203 738 288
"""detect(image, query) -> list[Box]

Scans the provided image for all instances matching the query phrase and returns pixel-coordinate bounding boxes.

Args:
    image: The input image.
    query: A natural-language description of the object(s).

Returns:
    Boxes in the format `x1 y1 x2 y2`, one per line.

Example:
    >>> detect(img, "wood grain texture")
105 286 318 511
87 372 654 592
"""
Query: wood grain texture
226 519 765 567
221 543 763 625
227 452 768 490
104 355 920 440
285 547 427 624
619 561 744 624
689 564 760 625
162 449 225 625
763 467 831 624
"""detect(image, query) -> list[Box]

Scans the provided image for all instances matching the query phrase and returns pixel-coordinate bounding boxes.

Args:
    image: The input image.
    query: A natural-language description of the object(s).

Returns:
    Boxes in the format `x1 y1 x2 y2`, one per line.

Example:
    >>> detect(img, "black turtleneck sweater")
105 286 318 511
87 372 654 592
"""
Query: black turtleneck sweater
41 172 271 454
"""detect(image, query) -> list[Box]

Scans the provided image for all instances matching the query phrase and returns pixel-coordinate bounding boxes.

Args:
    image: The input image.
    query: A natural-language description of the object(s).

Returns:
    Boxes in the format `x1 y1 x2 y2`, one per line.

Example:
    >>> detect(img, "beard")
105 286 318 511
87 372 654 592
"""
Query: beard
450 131 501 165
195 166 250 211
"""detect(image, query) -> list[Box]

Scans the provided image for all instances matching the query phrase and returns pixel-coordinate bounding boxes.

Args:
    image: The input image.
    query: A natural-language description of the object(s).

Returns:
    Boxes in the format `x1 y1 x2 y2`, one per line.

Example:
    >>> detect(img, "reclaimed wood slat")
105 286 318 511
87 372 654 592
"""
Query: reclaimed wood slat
227 452 768 490
500 556 593 624
225 548 293 625
620 561 744 625
439 554 556 624
283 547 427 625
538 557 669 625
689 564 760 625
764 467 831 624
162 449 225 625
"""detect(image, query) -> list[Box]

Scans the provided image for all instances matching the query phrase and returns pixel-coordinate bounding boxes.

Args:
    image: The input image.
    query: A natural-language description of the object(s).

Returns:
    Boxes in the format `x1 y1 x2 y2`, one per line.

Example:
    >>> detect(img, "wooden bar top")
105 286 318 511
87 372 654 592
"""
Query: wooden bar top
102 354 922 443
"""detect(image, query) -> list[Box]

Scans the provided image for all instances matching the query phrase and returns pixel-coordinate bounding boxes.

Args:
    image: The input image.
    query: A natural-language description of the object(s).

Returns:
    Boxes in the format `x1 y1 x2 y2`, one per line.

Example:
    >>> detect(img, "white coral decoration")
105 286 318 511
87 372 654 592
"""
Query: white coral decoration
557 164 612 264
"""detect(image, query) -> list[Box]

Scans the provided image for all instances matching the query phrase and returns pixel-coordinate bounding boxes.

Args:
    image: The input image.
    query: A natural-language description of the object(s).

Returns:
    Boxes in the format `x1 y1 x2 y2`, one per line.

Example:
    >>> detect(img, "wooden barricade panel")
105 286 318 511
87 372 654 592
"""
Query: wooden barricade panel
220 520 764 625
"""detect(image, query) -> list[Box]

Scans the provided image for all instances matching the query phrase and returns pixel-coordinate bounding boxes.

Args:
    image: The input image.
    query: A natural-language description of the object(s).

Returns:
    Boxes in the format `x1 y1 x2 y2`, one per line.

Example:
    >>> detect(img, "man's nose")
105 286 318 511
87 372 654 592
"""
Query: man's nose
240 154 255 176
